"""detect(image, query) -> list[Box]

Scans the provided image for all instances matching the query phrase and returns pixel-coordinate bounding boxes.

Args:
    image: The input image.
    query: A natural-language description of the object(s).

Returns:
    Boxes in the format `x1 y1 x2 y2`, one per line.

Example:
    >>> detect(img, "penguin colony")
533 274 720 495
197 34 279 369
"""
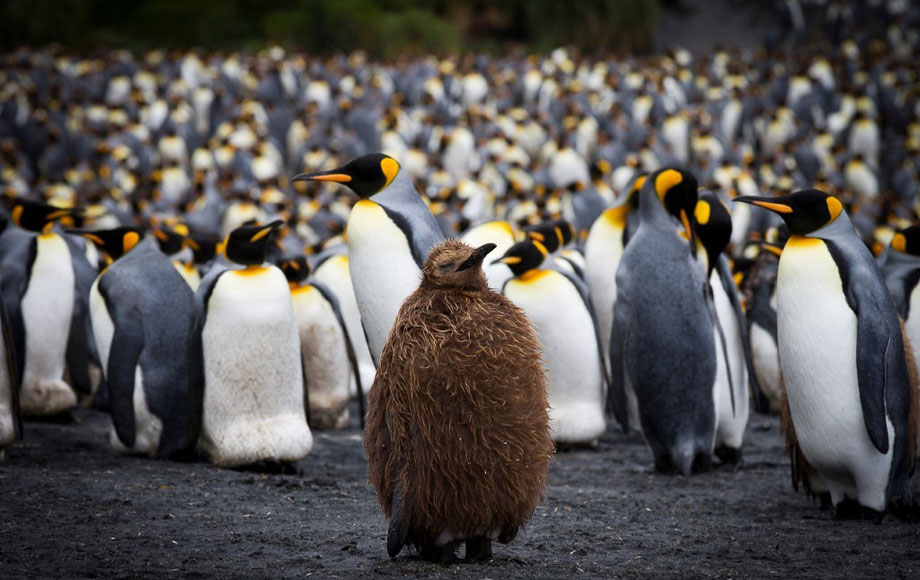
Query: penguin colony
1 0 920 560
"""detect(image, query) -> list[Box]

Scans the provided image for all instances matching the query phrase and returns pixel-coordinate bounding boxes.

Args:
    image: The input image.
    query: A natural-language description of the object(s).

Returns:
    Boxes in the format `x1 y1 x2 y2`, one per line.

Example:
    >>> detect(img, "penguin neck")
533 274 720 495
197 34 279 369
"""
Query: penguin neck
235 264 268 276
637 187 675 230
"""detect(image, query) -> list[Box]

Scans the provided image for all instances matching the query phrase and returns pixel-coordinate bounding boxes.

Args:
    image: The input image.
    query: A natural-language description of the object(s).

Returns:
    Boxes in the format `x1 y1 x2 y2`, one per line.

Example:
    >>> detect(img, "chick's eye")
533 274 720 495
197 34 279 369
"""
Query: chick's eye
439 262 455 270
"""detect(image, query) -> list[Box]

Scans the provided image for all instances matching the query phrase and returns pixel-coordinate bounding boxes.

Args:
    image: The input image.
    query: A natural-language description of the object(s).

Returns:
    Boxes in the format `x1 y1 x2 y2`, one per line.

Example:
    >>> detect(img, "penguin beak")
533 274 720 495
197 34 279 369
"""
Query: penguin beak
734 195 793 214
760 242 784 257
457 243 496 272
67 229 105 247
291 168 353 183
250 219 284 243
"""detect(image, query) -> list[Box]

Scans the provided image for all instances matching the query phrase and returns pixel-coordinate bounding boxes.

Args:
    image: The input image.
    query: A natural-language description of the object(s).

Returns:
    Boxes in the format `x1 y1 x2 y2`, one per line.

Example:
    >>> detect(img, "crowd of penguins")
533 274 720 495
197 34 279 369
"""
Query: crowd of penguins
1 0 920 561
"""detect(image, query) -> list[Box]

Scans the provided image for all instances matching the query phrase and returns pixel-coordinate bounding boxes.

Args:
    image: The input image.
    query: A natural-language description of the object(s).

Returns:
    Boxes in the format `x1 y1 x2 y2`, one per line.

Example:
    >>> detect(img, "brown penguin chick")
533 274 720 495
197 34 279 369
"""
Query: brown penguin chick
365 239 553 563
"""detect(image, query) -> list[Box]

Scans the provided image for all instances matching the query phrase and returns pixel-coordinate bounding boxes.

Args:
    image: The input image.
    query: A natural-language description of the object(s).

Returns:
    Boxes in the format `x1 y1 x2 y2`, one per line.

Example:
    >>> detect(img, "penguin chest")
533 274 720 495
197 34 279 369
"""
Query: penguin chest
21 234 75 376
584 219 625 360
346 201 421 361
200 268 312 466
710 273 749 449
776 237 892 504
904 283 920 365
89 278 114 372
505 271 604 443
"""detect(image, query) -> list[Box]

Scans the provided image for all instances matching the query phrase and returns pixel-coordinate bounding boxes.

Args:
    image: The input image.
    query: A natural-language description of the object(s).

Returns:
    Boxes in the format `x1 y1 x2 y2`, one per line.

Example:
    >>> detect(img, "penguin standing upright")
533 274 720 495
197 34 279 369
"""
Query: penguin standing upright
0 292 20 460
366 240 552 562
609 168 717 475
459 220 517 291
78 226 202 459
293 153 445 363
278 255 360 430
0 201 78 416
495 240 607 446
695 191 758 465
196 221 312 468
735 190 919 519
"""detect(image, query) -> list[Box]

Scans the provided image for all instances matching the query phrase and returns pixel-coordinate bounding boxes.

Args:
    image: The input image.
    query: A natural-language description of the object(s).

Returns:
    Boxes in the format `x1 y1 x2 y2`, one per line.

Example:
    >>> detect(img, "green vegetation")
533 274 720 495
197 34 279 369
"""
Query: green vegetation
0 0 659 56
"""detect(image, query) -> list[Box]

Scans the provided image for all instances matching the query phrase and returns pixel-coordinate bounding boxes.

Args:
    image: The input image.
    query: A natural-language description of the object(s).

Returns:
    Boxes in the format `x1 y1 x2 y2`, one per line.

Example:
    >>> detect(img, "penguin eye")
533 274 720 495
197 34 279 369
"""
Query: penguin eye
439 262 455 271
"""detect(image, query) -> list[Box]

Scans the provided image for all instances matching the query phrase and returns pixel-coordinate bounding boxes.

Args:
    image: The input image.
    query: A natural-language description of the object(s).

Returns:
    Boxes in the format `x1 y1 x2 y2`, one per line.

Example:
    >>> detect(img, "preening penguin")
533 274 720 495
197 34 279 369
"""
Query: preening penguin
78 227 202 459
735 190 920 520
495 240 607 447
0 200 79 416
278 255 361 430
196 221 313 468
694 192 758 466
609 168 717 475
365 240 552 562
292 153 445 363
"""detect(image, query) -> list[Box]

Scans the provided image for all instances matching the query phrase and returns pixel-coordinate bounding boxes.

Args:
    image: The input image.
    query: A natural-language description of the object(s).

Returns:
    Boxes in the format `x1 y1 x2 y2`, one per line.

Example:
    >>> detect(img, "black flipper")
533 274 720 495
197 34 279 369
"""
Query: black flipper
716 256 766 414
312 281 365 428
0 233 37 391
826 239 902 455
102 281 145 449
387 482 411 558
0 298 22 439
704 281 736 416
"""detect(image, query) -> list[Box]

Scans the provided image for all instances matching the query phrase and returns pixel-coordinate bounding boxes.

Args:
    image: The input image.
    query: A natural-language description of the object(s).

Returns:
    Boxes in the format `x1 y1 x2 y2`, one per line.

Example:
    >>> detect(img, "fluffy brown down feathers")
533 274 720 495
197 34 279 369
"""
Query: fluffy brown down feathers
364 239 553 553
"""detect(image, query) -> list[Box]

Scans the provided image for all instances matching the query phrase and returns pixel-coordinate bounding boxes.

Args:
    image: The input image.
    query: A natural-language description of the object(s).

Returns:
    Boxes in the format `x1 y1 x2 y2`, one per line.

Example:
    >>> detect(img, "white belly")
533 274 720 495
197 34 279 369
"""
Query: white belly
749 322 781 412
313 255 376 397
19 234 76 415
777 238 893 510
584 218 625 374
347 201 422 362
711 272 749 450
904 284 920 367
292 286 350 430
200 267 313 467
505 270 605 445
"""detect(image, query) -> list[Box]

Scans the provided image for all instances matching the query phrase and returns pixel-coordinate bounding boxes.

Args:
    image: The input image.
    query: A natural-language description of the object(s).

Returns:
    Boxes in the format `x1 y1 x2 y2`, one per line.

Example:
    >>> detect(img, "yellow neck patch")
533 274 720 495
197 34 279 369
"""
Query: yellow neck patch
786 235 824 249
826 196 843 222
123 231 140 253
892 233 907 253
603 205 628 227
11 205 23 227
380 157 400 190
518 269 551 284
290 282 315 295
655 169 683 202
235 265 268 276
694 201 711 225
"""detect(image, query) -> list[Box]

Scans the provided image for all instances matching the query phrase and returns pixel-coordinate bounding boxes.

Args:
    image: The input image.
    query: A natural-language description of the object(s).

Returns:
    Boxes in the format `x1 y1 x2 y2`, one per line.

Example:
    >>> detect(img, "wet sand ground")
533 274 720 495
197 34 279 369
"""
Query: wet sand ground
1 407 919 579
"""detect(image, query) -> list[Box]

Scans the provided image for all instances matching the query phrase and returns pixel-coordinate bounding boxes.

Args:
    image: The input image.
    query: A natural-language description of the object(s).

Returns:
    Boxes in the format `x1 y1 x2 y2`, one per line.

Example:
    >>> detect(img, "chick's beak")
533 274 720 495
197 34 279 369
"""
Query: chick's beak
457 243 497 272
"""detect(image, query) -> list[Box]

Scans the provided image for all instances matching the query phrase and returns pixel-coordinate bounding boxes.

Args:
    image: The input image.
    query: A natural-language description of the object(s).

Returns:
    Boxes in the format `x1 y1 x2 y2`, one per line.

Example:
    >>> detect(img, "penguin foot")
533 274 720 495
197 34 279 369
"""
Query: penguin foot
817 493 833 510
417 544 459 564
691 452 712 474
464 537 493 562
834 499 863 520
714 446 744 470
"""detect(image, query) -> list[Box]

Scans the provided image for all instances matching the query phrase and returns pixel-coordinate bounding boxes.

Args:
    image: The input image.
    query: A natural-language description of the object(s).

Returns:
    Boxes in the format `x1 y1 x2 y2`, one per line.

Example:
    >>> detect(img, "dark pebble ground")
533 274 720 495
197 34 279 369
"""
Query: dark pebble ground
1 407 919 579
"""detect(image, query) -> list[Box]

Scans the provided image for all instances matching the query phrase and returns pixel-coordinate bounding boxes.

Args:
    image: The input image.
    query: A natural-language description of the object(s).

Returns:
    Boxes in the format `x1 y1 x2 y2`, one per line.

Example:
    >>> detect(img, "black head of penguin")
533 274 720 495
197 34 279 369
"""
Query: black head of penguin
492 240 548 277
277 255 311 284
72 226 145 261
890 225 920 256
734 189 843 236
651 168 699 238
151 223 188 256
224 220 284 266
11 199 78 233
185 233 219 265
291 153 400 198
694 191 733 274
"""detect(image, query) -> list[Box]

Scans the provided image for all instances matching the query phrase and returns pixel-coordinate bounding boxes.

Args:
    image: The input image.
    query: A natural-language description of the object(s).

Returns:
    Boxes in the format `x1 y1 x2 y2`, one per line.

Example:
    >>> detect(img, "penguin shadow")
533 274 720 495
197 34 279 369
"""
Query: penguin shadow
23 410 79 425
231 460 300 476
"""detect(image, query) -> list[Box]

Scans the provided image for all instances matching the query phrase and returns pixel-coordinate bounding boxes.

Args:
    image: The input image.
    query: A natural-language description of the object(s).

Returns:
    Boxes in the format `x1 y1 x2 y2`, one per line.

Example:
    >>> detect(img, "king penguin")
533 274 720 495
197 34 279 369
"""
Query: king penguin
292 153 445 363
0 200 79 416
278 254 362 430
196 221 313 469
735 190 920 520
0 288 20 461
583 175 643 432
495 240 607 446
609 168 717 475
78 226 202 459
695 191 759 466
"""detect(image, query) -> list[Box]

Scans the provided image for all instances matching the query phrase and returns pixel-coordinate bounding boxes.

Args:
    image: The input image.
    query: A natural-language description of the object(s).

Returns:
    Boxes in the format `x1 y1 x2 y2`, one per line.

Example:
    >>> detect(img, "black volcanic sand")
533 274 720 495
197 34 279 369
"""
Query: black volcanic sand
2 408 919 579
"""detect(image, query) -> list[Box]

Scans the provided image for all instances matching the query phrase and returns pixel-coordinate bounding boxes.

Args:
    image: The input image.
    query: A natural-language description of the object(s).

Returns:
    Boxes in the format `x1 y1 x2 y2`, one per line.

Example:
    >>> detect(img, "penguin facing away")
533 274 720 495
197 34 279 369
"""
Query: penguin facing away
292 153 446 363
495 240 607 446
609 168 717 475
1 200 79 416
735 190 920 520
278 255 362 430
196 221 313 468
365 239 552 562
78 227 202 459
